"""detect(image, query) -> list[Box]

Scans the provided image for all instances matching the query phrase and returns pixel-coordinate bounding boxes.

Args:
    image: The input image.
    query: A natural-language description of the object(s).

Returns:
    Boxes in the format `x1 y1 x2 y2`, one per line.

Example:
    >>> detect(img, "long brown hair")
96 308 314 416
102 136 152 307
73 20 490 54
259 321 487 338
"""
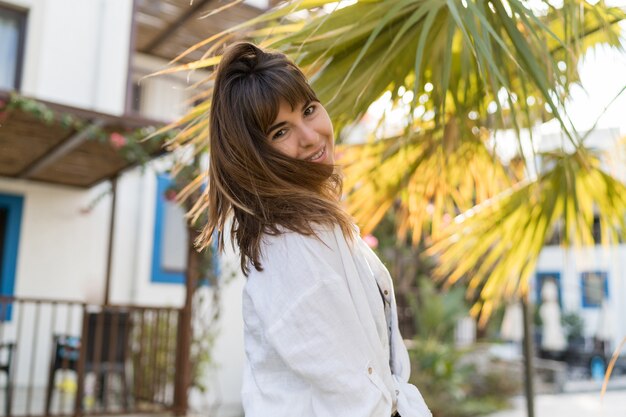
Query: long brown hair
198 42 354 275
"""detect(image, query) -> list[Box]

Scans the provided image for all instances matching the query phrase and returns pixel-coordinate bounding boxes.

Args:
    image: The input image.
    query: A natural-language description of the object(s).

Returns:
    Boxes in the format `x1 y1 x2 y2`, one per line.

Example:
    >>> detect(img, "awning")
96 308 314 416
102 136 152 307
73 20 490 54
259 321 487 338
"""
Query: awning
135 0 272 63
0 90 171 188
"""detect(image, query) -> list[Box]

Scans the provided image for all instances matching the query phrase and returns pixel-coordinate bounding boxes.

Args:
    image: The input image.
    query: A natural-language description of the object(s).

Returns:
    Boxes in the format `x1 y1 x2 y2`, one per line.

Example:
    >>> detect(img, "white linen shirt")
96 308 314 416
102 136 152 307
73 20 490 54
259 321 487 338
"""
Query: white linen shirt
241 224 432 417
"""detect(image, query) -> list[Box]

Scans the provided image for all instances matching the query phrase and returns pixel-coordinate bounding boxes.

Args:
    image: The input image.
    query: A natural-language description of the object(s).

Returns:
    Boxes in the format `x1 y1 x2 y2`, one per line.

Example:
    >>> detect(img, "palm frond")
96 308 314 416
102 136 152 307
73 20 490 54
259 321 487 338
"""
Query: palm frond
428 149 626 323
155 0 626 317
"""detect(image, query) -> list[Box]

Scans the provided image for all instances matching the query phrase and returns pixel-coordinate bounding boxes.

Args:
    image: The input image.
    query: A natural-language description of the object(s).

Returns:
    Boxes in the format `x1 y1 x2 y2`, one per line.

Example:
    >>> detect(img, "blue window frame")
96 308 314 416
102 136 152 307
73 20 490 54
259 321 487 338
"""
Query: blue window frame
0 193 24 321
151 175 187 284
151 174 218 285
535 272 562 307
580 271 609 308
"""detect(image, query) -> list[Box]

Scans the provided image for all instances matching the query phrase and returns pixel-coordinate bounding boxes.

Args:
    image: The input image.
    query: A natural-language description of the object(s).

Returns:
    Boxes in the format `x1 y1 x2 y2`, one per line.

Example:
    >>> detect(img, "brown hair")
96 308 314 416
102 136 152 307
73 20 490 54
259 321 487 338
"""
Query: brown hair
199 42 354 275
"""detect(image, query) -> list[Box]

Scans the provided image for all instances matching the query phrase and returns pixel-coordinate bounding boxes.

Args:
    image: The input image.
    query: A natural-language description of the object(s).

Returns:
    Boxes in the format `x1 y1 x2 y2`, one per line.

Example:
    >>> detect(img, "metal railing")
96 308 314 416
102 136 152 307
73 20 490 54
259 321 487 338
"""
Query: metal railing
0 296 182 416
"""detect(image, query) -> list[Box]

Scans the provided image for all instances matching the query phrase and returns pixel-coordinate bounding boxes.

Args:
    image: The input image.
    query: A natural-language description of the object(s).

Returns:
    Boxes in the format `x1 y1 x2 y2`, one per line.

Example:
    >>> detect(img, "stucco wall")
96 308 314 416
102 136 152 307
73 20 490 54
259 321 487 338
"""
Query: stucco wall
535 245 626 353
6 0 133 115
0 165 245 415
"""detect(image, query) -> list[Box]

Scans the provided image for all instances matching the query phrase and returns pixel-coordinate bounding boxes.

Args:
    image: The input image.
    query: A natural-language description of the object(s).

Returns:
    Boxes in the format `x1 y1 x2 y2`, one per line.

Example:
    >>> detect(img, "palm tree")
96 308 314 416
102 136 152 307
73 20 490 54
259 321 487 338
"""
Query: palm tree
159 0 626 319
153 1 626 415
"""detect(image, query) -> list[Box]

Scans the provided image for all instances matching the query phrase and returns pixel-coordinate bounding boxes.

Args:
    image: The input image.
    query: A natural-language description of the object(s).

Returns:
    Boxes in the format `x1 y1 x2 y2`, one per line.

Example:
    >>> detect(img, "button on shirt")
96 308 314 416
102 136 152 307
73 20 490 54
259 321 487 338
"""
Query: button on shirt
241 224 432 417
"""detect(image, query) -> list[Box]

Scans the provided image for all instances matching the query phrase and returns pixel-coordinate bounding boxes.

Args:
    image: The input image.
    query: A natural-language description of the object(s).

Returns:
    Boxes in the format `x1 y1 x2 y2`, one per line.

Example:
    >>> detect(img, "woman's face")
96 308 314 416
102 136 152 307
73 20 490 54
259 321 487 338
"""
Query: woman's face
265 99 335 165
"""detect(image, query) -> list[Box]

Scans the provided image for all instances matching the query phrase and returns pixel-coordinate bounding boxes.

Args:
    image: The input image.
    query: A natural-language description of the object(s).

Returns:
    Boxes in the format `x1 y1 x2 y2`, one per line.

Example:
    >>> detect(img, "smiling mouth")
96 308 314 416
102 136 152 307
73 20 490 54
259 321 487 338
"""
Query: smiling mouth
305 146 326 162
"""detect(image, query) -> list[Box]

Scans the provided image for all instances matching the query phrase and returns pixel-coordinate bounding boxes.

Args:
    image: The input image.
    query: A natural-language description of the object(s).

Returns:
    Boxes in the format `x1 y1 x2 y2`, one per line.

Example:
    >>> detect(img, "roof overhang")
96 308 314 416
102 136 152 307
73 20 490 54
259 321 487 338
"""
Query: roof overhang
0 90 170 188
135 0 273 63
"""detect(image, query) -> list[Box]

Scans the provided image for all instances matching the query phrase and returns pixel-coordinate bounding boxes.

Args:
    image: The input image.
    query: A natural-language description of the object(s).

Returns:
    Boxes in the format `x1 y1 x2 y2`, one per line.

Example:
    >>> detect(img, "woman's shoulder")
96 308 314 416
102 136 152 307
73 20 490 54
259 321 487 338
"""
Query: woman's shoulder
247 225 344 285
243 224 346 323
259 223 338 258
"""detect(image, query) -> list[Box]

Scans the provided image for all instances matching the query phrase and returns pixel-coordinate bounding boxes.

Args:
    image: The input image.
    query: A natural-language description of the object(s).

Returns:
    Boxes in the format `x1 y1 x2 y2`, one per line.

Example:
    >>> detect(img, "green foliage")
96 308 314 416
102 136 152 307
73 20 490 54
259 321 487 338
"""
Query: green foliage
561 310 584 341
160 0 626 322
410 279 467 343
130 298 219 400
130 312 177 403
404 277 521 416
409 339 521 417
2 92 174 164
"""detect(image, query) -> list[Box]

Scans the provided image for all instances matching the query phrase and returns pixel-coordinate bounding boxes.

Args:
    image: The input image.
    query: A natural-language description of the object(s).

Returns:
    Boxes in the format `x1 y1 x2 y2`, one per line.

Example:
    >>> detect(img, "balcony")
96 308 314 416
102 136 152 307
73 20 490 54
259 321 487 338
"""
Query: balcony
0 296 184 416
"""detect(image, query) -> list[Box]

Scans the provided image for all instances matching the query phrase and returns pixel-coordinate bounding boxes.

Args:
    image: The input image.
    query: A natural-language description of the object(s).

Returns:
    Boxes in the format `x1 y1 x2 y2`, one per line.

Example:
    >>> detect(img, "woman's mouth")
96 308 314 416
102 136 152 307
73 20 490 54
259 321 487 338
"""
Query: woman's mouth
305 146 327 162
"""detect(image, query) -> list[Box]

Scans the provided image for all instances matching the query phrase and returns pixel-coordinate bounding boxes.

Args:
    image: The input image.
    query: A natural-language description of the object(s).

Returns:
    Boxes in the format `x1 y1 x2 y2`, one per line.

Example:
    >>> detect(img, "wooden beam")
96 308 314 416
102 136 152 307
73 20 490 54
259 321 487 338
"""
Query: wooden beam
522 294 536 417
103 176 118 306
18 120 106 179
0 90 168 128
140 0 215 55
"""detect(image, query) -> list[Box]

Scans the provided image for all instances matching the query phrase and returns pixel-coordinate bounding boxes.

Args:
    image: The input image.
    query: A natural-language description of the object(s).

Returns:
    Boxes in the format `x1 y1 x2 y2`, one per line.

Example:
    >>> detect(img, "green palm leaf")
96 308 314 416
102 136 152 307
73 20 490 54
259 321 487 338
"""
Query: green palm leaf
160 0 626 316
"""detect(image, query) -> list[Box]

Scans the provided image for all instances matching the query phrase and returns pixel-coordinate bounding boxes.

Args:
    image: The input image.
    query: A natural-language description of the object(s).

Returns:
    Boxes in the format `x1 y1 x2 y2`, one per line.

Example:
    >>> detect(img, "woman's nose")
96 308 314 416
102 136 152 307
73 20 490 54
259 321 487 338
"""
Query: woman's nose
298 124 318 147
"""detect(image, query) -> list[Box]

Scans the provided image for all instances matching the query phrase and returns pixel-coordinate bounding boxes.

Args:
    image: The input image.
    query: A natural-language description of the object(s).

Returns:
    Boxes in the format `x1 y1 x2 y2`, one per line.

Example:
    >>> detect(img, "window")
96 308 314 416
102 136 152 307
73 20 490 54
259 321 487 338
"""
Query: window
545 224 561 246
130 81 143 114
151 174 188 284
0 5 27 91
591 215 601 244
0 193 24 320
150 174 218 284
580 271 609 308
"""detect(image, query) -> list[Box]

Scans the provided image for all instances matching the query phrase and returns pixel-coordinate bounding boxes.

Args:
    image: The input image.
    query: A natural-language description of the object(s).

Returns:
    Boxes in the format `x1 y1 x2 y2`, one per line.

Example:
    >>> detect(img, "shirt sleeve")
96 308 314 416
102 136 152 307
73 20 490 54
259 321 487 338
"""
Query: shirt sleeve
264 272 393 417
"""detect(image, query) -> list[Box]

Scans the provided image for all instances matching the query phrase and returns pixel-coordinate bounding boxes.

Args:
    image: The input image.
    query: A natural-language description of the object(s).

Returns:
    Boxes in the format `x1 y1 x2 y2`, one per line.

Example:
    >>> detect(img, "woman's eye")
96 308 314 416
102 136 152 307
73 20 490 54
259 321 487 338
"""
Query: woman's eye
272 128 287 140
304 104 316 116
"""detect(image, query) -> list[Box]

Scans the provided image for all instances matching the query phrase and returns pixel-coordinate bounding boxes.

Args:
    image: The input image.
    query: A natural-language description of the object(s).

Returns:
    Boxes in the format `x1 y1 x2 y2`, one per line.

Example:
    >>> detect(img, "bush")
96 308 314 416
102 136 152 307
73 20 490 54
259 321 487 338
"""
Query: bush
408 339 521 417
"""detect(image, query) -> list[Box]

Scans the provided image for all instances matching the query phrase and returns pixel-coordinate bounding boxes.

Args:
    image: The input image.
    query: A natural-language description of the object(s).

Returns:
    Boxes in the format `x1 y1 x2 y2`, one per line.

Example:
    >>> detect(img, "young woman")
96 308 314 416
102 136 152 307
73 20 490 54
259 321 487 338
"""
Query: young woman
202 42 431 417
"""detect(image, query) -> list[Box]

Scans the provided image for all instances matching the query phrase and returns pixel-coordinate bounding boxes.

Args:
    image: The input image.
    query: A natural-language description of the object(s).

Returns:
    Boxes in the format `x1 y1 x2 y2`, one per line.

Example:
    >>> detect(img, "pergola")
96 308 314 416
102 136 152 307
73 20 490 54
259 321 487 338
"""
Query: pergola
0 0 270 300
0 0 274 186
0 90 166 188
134 0 270 64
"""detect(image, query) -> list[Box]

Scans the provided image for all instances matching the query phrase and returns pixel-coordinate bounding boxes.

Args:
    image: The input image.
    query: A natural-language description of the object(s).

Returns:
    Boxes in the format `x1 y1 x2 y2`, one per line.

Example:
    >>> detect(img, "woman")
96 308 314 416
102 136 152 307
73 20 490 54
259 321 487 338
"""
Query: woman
202 42 431 417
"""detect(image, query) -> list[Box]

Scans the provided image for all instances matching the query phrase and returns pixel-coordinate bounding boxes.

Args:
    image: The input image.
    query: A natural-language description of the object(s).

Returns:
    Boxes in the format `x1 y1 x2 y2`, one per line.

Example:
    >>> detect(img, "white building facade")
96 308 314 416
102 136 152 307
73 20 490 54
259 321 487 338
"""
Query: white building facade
0 1 247 415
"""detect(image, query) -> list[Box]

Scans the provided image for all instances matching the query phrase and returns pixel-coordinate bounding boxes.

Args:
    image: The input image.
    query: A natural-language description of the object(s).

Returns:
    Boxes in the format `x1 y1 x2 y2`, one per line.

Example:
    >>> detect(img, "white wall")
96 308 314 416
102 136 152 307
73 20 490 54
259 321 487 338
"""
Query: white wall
0 177 111 301
5 0 133 115
0 177 112 388
132 53 204 122
111 164 245 416
189 256 245 417
0 166 246 417
1 1 243 410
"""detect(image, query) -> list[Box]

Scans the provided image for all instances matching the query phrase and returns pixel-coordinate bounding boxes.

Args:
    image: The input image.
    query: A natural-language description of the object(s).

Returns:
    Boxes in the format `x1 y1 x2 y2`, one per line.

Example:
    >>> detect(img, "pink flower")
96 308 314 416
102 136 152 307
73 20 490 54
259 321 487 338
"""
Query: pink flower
109 132 127 149
363 234 379 249
164 189 178 202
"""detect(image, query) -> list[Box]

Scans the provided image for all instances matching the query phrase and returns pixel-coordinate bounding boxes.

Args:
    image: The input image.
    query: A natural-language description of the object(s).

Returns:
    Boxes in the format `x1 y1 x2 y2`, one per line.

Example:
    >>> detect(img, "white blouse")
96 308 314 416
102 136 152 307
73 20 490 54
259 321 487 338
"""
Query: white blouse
241 224 432 417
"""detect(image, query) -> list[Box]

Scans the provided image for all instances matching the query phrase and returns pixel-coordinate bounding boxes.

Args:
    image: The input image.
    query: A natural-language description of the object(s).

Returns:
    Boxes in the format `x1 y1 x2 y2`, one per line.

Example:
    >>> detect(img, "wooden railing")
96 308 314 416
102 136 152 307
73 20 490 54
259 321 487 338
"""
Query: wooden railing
0 296 183 416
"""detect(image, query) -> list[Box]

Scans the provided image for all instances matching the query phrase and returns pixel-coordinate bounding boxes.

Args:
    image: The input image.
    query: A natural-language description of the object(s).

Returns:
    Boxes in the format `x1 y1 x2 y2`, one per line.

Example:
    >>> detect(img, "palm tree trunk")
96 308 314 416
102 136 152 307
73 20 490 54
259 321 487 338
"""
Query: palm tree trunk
521 294 536 417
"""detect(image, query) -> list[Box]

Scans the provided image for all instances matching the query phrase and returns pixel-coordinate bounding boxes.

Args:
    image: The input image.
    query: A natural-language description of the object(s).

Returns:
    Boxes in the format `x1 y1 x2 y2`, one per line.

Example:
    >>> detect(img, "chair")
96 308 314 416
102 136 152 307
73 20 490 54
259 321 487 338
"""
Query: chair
45 311 131 414
0 342 14 416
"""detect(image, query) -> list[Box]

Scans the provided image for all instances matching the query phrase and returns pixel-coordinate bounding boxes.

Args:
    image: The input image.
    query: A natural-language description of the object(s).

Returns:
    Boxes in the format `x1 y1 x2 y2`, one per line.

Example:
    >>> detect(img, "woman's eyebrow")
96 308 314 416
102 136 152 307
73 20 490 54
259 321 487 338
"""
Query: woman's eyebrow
266 101 312 134
267 121 287 135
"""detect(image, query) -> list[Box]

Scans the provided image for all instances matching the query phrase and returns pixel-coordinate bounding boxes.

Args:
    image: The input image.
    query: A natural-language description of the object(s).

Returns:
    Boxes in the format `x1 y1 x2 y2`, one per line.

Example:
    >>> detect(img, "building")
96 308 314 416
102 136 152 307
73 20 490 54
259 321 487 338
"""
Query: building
531 128 626 364
0 1 271 416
